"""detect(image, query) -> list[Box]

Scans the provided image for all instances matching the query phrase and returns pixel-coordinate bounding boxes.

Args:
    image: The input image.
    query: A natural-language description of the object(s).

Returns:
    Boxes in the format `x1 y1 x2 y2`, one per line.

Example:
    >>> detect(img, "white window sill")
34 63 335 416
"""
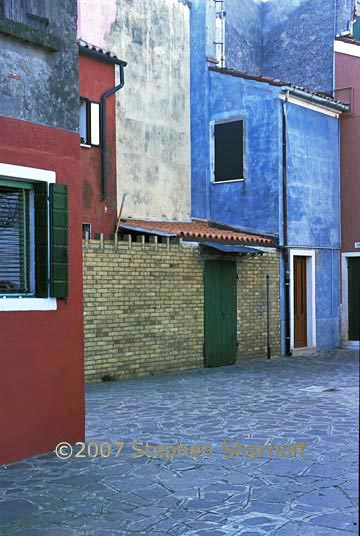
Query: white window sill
212 178 245 184
0 297 57 312
80 143 92 149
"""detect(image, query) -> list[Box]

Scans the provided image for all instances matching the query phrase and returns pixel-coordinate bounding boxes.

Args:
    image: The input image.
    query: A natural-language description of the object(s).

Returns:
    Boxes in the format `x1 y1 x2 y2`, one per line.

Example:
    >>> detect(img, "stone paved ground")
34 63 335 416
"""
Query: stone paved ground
0 349 359 535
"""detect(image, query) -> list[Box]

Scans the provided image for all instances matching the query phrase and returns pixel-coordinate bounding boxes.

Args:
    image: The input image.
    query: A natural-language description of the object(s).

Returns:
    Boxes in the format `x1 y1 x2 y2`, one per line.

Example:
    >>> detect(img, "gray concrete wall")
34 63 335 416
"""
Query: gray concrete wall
79 0 191 221
0 1 79 132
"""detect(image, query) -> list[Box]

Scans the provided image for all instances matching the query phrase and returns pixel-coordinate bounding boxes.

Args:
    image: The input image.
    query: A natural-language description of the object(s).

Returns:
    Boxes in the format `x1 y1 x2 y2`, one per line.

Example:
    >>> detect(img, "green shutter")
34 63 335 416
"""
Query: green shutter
34 182 49 297
50 183 68 298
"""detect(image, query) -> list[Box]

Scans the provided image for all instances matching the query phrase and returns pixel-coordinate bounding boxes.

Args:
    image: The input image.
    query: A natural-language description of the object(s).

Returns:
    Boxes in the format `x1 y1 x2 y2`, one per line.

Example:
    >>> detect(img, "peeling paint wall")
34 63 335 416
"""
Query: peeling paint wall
79 0 191 221
0 1 79 131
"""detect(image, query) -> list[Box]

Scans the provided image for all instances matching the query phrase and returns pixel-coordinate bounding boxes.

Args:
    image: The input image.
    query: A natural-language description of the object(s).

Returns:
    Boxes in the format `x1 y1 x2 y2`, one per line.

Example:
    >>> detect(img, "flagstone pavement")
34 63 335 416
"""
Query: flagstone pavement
0 349 359 535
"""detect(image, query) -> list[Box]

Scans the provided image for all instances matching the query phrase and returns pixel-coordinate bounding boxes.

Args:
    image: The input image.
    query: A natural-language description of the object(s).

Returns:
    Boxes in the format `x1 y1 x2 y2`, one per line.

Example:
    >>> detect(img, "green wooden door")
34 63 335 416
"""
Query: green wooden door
348 257 360 340
204 260 237 367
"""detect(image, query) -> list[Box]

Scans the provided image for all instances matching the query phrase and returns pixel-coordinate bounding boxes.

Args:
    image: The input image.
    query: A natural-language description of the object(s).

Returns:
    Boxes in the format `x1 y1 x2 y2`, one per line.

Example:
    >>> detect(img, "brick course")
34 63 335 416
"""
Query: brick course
236 253 280 360
83 237 280 382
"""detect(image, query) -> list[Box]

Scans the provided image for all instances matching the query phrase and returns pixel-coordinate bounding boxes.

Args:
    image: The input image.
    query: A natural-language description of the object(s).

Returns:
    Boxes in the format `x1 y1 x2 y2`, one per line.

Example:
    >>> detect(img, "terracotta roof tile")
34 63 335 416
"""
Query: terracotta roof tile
119 219 274 246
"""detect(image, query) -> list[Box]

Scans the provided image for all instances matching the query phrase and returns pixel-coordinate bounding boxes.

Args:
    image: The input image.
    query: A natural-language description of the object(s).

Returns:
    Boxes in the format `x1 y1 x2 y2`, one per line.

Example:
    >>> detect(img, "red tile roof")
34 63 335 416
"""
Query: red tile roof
119 219 274 246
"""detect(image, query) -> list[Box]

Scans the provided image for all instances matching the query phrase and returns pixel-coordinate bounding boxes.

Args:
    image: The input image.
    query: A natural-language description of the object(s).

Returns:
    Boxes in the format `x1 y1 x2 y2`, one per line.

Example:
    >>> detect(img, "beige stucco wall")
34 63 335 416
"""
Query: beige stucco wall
78 0 191 221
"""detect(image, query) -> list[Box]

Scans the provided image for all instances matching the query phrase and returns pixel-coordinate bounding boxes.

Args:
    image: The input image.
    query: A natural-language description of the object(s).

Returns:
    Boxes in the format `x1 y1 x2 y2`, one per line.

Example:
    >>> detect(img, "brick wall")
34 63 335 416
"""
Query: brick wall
83 237 204 382
83 237 280 382
236 253 280 360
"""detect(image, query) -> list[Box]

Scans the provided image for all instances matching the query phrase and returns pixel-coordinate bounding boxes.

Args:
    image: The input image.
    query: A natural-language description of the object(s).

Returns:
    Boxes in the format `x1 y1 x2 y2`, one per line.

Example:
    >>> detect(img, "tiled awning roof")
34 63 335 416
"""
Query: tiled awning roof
78 39 127 66
119 219 275 246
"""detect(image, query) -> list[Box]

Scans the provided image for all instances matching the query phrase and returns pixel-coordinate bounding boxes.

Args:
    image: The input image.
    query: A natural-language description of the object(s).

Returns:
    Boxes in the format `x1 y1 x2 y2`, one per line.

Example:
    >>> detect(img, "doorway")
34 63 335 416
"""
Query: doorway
203 259 237 367
290 249 316 350
294 256 307 347
348 257 360 341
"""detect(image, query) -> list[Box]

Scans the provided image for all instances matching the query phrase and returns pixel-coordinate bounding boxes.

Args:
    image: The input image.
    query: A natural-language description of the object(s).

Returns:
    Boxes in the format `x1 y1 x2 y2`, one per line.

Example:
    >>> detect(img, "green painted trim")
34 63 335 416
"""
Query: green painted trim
0 178 33 190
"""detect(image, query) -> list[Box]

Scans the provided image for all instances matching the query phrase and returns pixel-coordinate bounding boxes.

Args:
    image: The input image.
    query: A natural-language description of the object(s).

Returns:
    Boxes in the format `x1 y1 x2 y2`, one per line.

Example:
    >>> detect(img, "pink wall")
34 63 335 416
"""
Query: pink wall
336 51 360 252
77 0 116 46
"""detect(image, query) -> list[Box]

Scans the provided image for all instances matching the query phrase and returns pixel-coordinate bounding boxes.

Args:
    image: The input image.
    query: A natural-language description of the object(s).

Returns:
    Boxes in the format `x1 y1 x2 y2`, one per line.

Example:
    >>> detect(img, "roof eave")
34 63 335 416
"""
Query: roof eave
280 86 349 113
78 42 127 67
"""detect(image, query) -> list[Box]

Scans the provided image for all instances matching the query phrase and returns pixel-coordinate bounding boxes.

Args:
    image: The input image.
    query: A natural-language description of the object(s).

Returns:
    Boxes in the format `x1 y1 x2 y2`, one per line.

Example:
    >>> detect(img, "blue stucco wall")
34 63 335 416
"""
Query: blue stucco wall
206 71 282 235
190 1 343 351
225 0 262 74
190 0 209 219
315 249 341 349
286 103 340 249
193 0 355 92
337 0 356 34
285 103 341 349
262 0 335 92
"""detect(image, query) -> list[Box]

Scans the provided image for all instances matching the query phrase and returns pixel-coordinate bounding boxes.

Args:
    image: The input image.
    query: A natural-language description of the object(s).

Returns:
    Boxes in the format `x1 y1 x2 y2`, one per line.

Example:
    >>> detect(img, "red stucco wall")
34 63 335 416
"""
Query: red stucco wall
336 51 360 252
0 117 84 464
80 54 117 239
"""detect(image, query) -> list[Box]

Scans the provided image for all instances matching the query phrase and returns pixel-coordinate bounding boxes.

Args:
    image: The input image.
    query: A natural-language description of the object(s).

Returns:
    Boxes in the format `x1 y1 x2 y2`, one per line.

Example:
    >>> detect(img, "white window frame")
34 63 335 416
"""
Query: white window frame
80 97 100 147
341 252 360 349
0 163 57 312
210 117 246 184
289 249 316 350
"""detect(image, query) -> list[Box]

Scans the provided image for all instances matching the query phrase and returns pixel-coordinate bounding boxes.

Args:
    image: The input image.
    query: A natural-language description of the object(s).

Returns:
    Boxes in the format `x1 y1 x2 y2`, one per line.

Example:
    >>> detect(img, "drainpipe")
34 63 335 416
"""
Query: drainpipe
282 92 291 356
101 61 127 200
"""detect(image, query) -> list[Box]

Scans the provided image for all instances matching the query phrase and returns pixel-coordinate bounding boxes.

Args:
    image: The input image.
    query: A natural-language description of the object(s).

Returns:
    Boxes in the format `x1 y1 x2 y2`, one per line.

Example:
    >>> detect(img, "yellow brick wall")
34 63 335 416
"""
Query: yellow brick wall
83 238 204 382
236 252 281 360
83 238 280 382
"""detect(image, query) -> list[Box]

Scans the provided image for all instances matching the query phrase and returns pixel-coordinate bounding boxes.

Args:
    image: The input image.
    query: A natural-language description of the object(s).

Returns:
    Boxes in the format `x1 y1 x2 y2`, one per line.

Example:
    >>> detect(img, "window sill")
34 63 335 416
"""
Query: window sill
80 143 92 149
0 297 57 312
0 18 60 51
213 178 245 184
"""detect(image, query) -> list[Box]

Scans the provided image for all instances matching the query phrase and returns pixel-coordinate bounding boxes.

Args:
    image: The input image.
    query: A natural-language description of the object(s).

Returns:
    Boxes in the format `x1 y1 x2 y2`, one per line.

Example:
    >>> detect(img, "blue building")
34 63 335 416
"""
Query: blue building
190 0 349 354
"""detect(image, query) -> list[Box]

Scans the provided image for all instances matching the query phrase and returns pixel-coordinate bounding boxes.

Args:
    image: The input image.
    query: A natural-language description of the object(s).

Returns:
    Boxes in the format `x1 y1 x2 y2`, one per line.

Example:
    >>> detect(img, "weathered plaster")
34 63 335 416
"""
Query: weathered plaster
77 0 116 46
198 0 355 91
0 1 79 132
79 0 191 220
225 0 262 74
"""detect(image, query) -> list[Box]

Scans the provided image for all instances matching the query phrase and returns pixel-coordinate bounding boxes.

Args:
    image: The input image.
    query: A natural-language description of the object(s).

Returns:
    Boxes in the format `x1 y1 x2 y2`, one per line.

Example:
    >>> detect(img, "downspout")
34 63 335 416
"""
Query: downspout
101 61 127 200
282 91 291 355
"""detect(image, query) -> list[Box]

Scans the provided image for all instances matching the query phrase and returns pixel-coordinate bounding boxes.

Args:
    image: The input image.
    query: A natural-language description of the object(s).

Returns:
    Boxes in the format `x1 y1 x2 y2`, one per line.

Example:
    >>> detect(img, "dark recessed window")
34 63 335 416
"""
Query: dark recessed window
0 178 68 298
82 223 91 239
214 120 244 182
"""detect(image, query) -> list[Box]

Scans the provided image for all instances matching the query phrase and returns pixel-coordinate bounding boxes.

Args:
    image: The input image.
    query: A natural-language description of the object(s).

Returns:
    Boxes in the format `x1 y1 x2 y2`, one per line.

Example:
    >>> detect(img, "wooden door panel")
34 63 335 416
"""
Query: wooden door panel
294 256 307 348
204 260 237 367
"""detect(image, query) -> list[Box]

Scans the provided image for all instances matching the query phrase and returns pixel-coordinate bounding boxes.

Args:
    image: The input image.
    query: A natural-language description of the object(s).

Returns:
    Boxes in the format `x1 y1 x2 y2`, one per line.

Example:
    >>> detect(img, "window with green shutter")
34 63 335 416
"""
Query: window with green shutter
0 177 68 299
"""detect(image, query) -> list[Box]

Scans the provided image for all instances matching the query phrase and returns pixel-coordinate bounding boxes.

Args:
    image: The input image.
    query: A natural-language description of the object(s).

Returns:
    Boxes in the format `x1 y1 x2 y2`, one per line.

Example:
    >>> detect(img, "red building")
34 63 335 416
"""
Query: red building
335 37 360 349
78 40 127 239
0 120 84 464
0 2 84 464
